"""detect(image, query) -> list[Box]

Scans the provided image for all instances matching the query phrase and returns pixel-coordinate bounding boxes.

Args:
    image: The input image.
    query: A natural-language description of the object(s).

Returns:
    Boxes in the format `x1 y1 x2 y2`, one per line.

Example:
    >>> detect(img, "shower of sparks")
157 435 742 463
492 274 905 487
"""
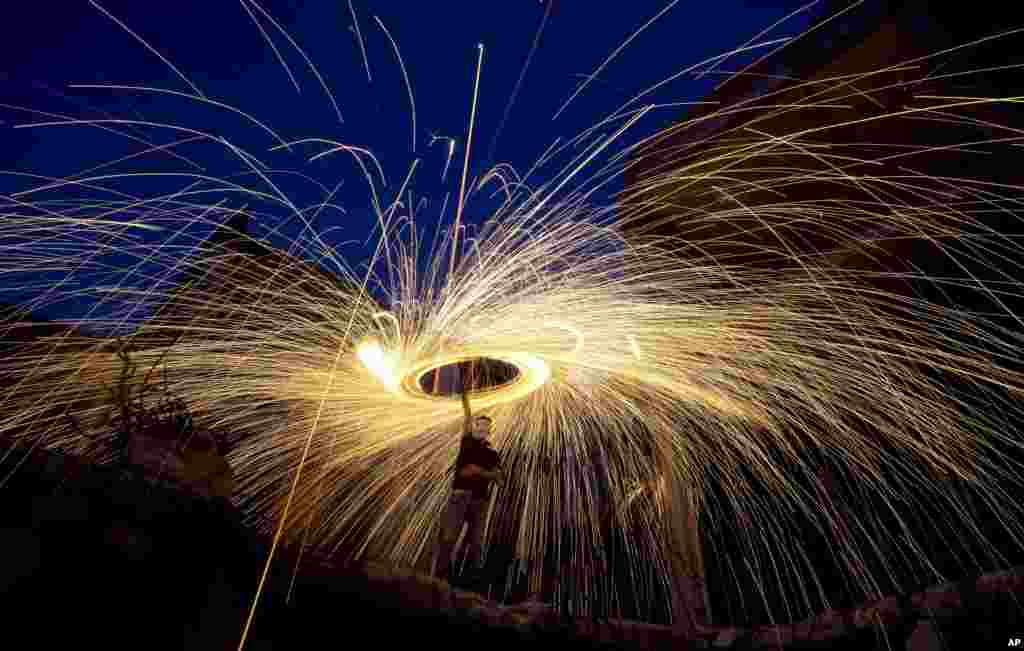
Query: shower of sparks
3 0 1024 632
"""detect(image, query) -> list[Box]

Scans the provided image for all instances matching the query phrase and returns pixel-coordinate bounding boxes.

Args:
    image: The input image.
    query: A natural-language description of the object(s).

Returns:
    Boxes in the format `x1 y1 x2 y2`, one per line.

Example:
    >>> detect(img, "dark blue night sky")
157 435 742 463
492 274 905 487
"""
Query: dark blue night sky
1 1 813 319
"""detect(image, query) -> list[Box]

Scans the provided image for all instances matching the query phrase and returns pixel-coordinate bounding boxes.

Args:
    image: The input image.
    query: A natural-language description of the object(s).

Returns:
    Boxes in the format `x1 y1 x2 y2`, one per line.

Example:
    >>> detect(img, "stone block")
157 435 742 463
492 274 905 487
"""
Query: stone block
394 572 445 613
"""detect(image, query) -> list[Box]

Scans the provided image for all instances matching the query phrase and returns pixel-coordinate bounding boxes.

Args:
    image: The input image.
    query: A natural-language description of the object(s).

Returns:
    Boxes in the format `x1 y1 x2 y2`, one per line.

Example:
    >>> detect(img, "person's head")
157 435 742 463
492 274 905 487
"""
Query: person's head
470 414 494 440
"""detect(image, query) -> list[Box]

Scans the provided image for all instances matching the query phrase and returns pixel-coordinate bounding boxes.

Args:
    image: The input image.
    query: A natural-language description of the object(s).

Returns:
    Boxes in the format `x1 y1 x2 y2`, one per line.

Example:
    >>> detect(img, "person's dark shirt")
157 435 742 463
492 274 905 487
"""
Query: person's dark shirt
452 435 501 500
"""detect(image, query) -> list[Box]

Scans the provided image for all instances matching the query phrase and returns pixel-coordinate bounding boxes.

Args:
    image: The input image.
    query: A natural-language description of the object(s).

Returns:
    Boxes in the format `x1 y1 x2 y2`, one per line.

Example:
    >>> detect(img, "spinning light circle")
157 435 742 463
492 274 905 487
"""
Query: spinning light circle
357 338 550 408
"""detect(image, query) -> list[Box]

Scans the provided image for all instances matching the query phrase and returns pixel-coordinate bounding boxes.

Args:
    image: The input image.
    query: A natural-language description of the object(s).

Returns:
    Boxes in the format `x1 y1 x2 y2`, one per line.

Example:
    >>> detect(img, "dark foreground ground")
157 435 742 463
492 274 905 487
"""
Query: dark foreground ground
0 446 1020 650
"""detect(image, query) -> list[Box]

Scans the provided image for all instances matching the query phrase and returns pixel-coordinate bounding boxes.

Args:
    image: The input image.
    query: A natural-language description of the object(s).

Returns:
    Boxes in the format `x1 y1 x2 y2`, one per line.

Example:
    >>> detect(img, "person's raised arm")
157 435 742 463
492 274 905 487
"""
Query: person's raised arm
461 387 473 435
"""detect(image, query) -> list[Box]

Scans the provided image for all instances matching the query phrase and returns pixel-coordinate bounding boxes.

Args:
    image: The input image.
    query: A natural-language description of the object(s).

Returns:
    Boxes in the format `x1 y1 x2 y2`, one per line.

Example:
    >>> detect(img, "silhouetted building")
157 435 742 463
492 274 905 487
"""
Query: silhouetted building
621 0 1024 627
623 0 1024 283
146 211 379 347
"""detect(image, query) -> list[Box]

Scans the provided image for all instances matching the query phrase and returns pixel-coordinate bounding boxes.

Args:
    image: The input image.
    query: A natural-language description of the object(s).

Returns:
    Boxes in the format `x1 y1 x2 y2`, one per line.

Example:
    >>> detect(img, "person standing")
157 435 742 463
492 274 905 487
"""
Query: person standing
434 389 502 589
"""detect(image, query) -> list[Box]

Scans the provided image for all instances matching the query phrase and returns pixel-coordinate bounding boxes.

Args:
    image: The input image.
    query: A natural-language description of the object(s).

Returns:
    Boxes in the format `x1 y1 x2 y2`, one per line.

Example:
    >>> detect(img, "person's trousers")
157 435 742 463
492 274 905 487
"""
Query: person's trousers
435 489 487 578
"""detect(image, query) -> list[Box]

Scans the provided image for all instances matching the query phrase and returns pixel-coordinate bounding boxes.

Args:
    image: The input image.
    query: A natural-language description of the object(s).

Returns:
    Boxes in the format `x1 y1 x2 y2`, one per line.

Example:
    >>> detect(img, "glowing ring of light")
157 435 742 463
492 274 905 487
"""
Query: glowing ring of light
356 339 550 408
399 352 550 408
